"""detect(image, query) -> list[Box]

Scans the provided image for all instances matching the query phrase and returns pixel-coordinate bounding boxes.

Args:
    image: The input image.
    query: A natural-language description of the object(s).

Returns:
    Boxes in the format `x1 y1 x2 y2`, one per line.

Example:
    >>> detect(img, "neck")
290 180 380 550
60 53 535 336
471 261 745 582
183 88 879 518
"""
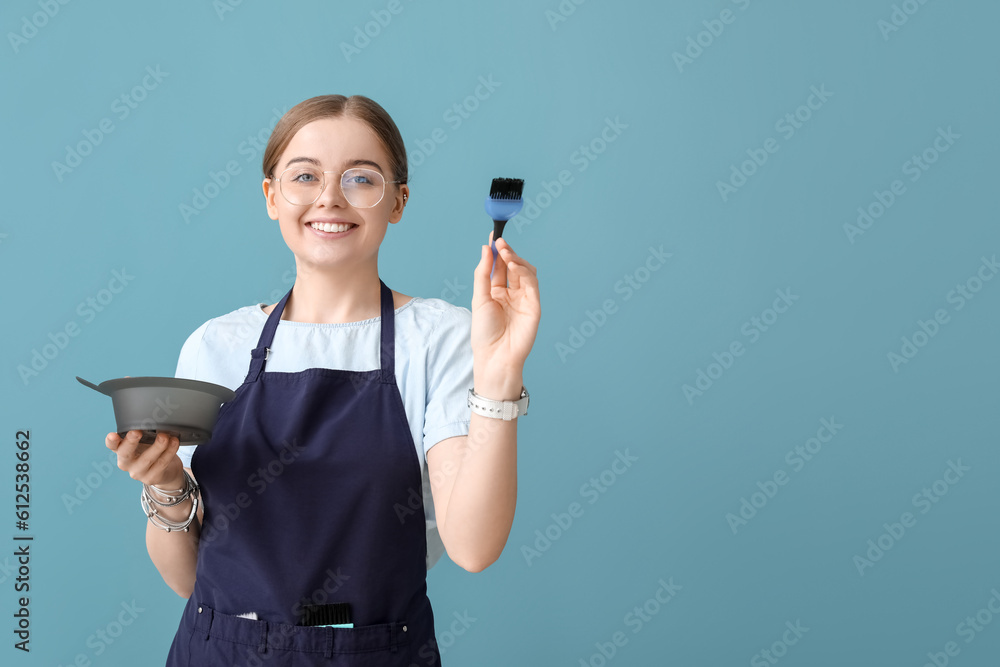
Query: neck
282 260 383 324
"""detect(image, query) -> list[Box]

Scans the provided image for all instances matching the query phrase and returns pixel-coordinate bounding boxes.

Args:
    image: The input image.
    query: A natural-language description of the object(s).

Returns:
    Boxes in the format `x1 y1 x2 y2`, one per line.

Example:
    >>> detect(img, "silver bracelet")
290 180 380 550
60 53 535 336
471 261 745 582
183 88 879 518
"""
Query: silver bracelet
144 470 197 507
141 488 200 532
146 488 186 505
150 481 186 495
140 472 200 532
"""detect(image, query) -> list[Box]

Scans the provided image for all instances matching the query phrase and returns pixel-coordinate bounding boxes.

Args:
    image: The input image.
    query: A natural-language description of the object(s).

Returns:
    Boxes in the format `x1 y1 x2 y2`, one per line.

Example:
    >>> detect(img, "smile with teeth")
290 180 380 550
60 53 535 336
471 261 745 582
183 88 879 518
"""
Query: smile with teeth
309 221 357 233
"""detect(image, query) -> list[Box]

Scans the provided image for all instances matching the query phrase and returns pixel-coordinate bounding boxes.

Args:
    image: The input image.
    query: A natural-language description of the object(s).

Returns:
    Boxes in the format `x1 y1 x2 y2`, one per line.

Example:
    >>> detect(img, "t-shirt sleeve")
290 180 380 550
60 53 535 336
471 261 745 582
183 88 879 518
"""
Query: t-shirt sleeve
174 322 208 469
422 305 474 455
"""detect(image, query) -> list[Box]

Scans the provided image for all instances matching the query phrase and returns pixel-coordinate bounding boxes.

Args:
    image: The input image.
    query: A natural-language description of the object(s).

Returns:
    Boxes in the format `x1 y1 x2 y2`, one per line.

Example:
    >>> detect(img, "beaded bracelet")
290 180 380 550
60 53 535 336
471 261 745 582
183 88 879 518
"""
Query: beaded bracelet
144 470 197 507
140 471 200 532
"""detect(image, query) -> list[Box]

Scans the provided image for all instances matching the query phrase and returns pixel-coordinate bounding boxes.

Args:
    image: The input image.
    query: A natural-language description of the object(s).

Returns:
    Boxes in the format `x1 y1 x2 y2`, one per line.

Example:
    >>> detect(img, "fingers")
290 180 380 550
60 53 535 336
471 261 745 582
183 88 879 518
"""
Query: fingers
489 229 508 288
475 231 539 306
112 430 179 483
506 253 523 291
493 237 537 294
143 435 183 486
129 433 177 484
494 237 536 273
472 235 494 310
495 238 520 290
109 429 141 458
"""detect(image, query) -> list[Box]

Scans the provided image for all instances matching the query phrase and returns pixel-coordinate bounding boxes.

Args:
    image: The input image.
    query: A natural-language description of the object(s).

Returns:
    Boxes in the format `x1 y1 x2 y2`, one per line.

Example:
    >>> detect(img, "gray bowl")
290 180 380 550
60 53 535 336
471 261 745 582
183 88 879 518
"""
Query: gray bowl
77 375 236 446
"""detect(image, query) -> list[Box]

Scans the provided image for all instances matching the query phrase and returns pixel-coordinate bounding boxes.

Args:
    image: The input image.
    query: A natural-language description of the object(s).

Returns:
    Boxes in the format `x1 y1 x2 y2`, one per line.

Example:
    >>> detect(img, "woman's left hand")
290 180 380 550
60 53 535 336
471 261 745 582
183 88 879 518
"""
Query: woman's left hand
471 231 541 378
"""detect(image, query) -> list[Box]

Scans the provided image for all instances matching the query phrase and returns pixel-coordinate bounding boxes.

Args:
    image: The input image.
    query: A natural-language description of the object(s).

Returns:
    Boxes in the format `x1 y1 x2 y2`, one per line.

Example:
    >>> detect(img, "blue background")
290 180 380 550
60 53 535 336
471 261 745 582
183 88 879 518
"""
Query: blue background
3 0 999 665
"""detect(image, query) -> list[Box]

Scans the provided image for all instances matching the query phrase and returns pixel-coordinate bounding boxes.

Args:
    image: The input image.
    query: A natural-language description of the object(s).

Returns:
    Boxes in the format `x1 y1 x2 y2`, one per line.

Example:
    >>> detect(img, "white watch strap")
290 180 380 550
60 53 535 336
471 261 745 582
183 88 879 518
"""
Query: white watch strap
467 387 529 420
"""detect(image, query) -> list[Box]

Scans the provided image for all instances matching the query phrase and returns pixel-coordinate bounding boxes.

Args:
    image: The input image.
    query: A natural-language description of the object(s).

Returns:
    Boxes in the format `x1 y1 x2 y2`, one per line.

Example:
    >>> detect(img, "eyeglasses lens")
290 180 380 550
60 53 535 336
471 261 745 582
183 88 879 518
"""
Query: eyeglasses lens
280 167 386 207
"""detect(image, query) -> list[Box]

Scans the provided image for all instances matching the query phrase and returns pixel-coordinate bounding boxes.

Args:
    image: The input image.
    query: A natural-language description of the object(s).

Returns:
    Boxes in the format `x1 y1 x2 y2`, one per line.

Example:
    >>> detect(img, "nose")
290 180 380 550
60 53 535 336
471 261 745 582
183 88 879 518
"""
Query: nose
315 173 349 208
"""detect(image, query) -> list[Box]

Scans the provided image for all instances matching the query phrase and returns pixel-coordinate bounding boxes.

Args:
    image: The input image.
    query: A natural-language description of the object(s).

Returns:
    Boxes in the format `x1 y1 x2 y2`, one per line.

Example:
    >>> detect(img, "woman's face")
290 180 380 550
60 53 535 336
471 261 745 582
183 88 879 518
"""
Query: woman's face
262 116 407 272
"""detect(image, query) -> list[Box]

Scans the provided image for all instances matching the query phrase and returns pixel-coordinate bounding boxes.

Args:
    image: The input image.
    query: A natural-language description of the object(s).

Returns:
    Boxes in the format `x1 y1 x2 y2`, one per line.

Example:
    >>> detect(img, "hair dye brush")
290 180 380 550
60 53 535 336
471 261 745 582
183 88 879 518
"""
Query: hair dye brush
484 178 524 262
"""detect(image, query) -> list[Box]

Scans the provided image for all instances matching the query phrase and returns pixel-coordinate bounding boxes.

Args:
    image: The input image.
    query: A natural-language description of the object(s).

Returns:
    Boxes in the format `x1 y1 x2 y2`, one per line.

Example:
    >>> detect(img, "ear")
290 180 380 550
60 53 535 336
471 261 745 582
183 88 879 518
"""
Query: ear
263 177 279 220
388 184 409 225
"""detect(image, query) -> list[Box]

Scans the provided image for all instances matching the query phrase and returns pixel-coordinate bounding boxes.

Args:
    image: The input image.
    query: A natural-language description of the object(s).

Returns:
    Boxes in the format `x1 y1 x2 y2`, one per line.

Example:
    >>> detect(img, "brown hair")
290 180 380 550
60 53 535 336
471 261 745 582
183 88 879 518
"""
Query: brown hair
261 95 408 186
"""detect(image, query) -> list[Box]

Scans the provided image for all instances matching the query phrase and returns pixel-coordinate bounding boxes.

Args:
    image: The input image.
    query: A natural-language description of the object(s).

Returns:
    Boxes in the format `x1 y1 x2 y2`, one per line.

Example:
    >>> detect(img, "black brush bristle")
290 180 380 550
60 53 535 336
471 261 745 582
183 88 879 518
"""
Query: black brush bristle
489 177 524 200
298 602 352 627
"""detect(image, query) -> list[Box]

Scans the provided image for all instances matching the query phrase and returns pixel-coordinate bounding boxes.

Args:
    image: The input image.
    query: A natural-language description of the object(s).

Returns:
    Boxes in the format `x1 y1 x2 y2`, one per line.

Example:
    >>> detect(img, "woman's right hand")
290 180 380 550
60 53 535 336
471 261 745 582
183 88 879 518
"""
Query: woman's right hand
106 430 185 488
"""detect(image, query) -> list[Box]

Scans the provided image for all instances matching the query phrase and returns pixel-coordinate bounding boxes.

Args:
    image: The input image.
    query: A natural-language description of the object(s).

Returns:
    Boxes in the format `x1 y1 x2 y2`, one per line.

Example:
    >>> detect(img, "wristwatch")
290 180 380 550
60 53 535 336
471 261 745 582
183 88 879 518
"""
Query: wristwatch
467 386 529 420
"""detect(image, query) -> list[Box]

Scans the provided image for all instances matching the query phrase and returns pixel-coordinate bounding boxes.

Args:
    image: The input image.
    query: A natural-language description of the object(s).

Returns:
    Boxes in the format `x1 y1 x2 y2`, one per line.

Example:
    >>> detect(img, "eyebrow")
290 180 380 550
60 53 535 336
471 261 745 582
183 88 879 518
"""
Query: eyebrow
283 156 385 172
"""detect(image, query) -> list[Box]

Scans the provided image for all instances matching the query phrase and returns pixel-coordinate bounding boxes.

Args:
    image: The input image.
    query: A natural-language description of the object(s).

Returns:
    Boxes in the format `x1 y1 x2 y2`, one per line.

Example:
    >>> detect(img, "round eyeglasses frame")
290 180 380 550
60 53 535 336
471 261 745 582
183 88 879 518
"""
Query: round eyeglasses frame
270 166 403 208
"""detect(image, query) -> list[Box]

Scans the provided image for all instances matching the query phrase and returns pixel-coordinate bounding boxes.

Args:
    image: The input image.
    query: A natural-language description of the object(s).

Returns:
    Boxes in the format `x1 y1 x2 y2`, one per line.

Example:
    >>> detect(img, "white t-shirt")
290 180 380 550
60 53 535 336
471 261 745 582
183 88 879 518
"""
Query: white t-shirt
172 295 474 570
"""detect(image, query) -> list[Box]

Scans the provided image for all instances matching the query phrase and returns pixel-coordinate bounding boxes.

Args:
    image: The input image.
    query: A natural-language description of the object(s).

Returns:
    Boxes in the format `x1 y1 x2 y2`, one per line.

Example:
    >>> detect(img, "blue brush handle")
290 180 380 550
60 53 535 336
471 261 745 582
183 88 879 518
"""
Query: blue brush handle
490 220 503 279
485 196 523 278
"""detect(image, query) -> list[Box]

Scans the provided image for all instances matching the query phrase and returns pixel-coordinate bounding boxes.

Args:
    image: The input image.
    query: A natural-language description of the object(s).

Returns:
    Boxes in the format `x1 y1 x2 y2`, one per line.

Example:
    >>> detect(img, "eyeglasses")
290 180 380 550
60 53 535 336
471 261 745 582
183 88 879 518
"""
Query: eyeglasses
271 166 401 208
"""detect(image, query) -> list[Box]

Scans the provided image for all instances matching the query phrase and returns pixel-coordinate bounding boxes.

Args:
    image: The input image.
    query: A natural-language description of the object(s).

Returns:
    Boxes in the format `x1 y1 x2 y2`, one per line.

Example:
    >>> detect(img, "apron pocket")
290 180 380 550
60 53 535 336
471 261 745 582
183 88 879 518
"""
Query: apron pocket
190 602 411 665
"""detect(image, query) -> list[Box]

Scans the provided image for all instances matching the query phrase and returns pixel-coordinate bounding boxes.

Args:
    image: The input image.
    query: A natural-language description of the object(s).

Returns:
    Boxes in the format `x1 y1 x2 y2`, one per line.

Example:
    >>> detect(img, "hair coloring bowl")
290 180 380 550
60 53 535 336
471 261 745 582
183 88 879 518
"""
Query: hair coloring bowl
76 376 236 446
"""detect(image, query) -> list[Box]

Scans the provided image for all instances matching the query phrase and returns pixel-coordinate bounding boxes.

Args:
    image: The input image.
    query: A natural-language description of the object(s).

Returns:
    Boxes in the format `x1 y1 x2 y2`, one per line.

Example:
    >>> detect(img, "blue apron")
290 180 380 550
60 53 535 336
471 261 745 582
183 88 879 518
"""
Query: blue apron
165 279 440 666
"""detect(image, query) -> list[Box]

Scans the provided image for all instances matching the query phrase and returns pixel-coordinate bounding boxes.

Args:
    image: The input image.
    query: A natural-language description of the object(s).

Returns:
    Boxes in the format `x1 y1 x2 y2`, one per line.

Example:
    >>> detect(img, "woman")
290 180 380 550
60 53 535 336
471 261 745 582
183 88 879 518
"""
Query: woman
105 94 540 666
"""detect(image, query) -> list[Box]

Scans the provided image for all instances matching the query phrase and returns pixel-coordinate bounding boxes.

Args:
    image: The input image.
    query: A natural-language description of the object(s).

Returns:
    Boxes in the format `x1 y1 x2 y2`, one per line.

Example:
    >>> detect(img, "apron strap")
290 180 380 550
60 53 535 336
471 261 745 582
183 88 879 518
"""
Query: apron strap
246 285 293 384
246 281 397 385
378 279 395 384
